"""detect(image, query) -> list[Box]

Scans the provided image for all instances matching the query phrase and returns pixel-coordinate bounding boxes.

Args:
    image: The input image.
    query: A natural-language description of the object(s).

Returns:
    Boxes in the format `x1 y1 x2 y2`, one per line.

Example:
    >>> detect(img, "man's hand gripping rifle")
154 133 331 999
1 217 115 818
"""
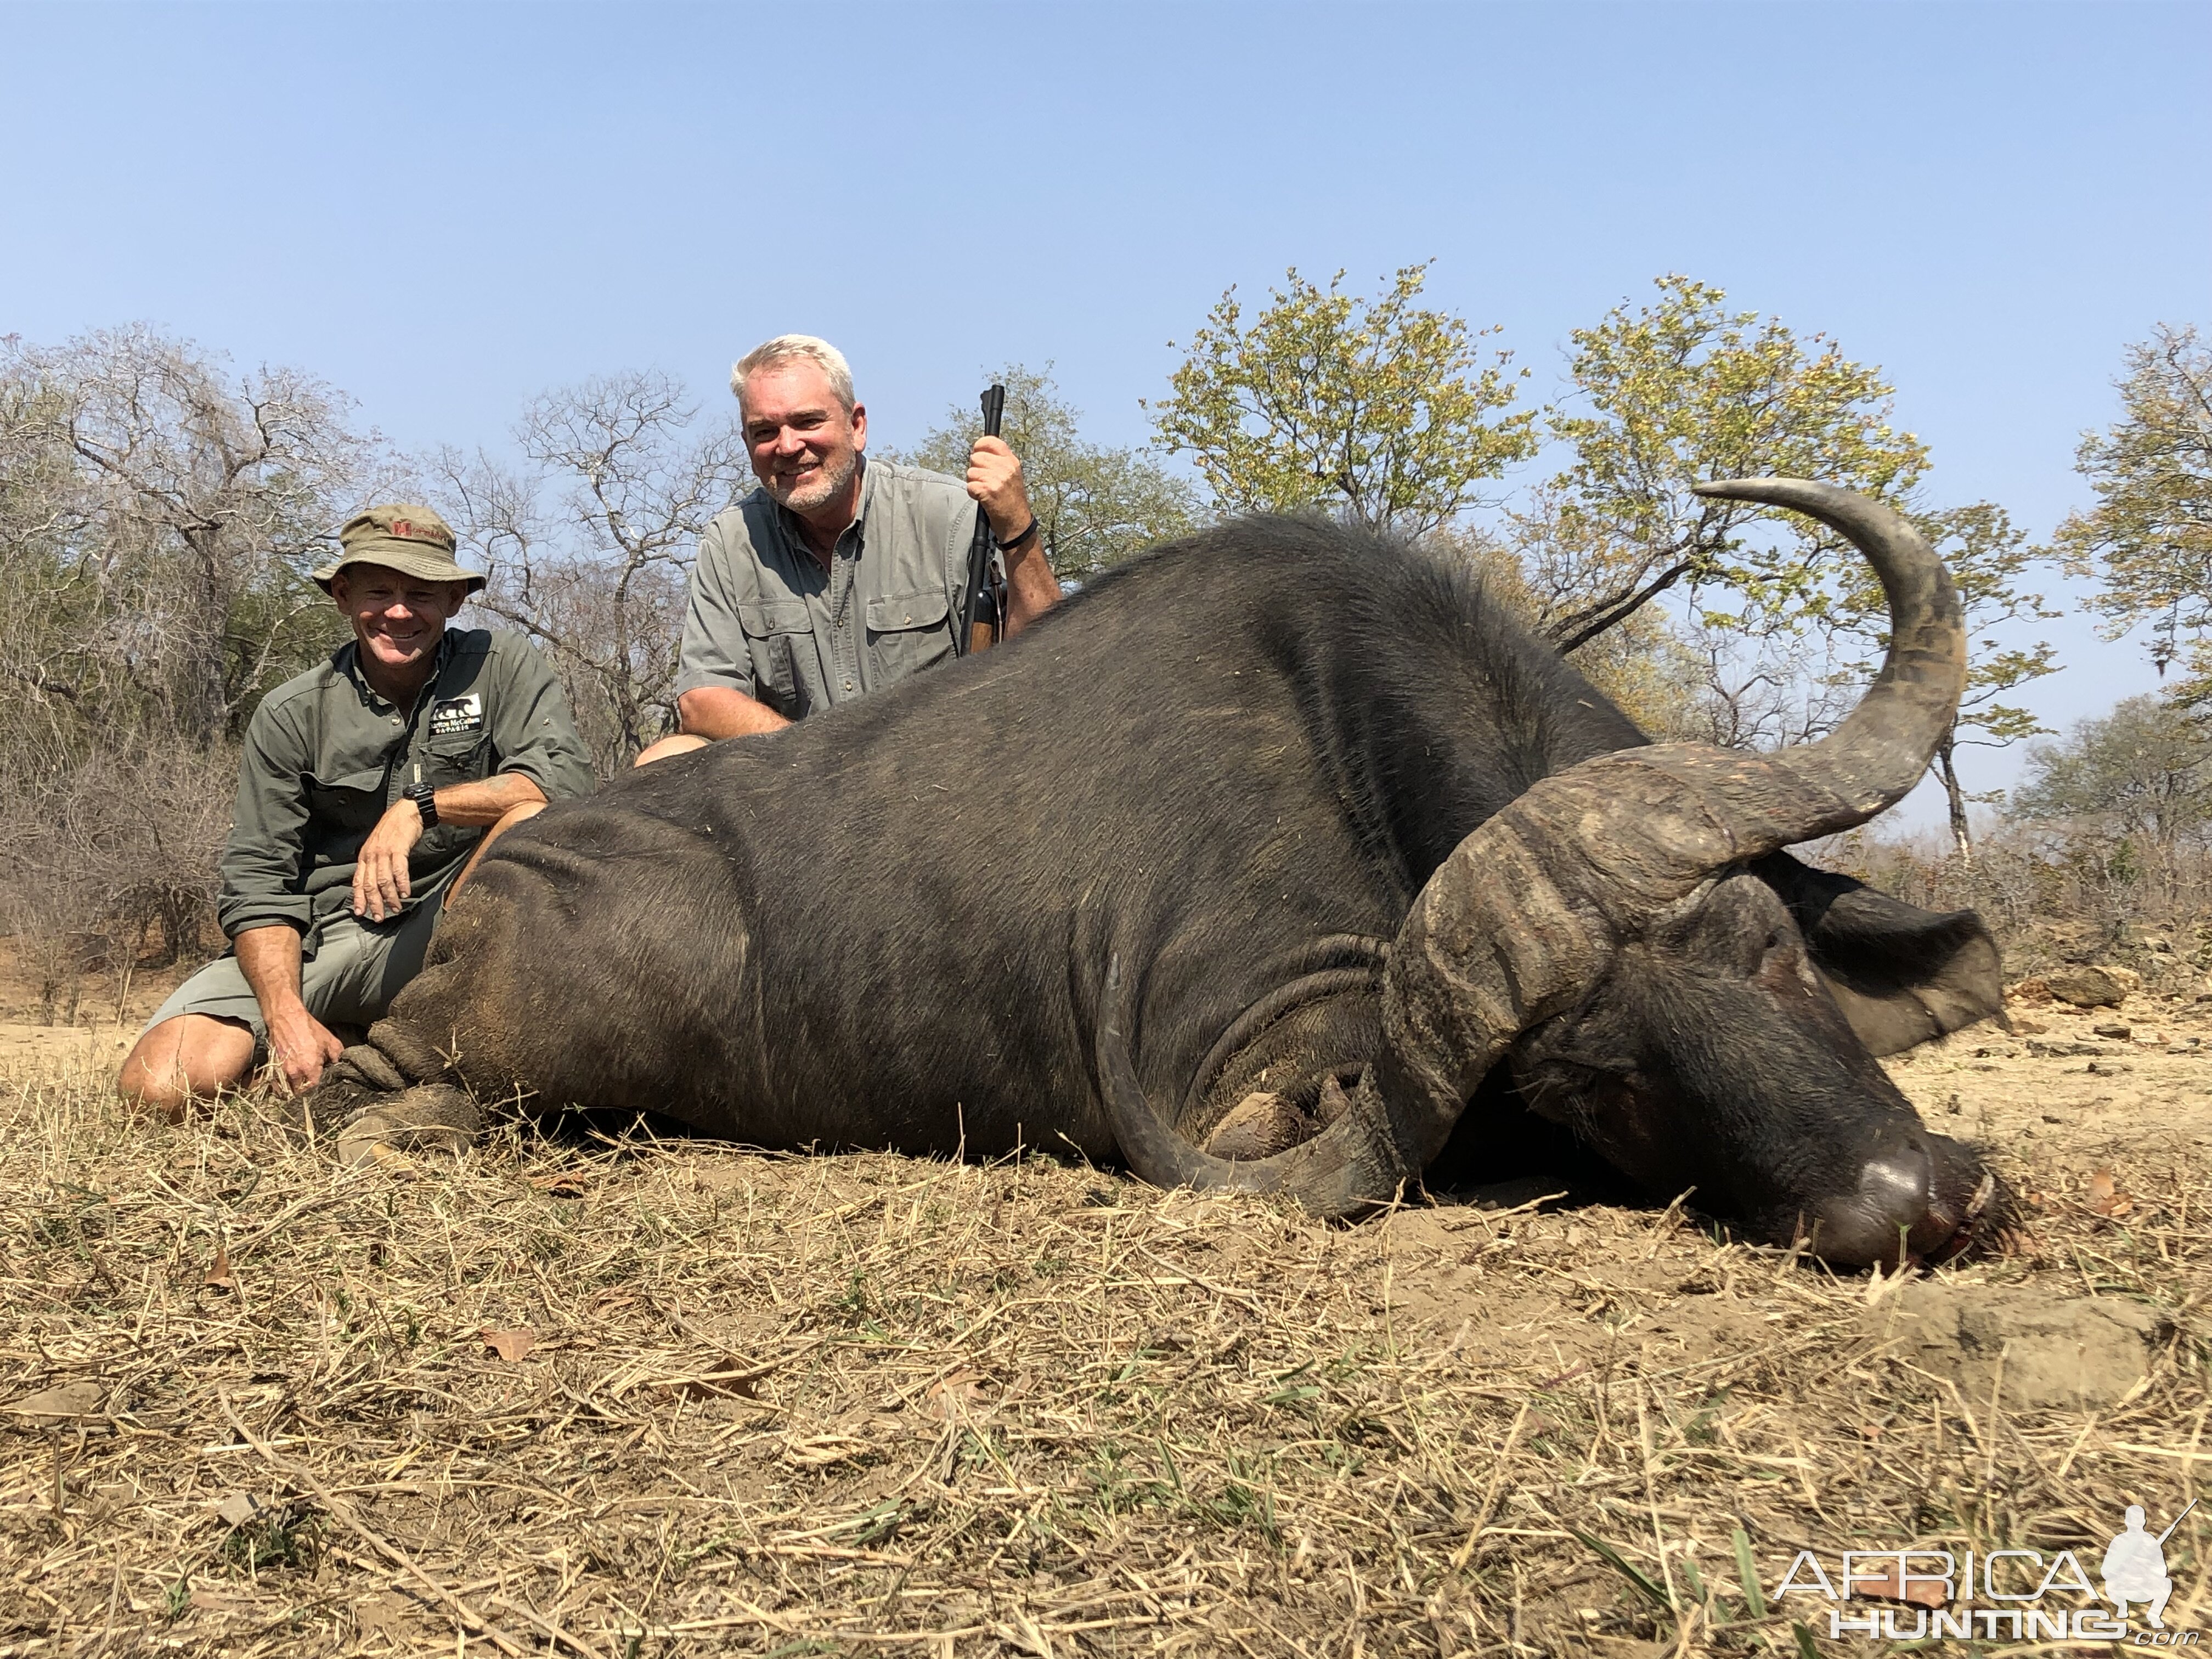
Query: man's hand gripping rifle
955 383 1007 657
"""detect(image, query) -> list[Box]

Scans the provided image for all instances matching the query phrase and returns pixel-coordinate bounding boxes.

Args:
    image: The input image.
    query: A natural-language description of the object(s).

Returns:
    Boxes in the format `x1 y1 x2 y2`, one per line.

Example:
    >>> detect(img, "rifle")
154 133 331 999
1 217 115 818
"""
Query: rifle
2157 1498 2199 1546
955 383 1007 657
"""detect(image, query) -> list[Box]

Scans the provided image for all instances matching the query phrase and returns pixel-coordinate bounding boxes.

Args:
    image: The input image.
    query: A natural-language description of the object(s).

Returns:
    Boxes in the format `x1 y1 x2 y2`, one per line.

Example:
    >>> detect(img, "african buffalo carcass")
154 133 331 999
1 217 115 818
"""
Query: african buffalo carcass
310 479 2004 1267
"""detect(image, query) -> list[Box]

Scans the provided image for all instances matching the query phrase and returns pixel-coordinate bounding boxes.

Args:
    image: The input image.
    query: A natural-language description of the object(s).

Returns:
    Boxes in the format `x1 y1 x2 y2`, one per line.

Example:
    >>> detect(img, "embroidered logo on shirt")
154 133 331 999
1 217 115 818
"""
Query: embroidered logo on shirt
428 693 484 737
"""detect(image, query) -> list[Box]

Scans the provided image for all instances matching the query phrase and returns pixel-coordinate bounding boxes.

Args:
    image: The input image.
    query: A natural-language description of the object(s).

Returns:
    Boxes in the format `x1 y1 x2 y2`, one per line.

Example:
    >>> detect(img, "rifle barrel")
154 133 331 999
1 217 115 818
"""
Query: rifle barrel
2156 1497 2199 1545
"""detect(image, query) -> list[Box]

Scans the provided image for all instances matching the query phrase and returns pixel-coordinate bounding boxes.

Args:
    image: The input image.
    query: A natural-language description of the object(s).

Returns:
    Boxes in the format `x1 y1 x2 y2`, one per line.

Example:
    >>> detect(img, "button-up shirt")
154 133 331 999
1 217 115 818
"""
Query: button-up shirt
216 628 595 940
673 458 986 720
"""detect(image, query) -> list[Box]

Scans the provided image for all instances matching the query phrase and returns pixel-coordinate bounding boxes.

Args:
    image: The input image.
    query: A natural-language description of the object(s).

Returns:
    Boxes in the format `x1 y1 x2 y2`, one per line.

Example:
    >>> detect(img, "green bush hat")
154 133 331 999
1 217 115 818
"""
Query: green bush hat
314 504 486 595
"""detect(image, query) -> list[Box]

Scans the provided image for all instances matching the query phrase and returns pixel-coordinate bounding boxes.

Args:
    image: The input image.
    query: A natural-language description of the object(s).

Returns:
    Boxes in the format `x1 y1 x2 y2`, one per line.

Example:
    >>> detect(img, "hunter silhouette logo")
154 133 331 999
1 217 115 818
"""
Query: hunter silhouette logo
1774 1503 2198 1641
2106 1501 2193 1629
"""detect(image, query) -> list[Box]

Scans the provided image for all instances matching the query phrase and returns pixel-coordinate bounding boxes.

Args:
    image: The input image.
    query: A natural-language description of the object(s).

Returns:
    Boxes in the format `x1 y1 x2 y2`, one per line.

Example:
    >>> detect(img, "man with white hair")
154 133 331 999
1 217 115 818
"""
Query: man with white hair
637 335 1057 761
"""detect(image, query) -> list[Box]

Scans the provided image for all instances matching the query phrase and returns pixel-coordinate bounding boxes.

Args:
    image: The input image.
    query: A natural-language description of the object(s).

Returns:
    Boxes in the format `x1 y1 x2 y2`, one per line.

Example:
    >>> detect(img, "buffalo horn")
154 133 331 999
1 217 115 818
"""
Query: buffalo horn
1690 477 1967 831
1374 478 1968 1171
1092 955 1415 1215
1094 481 1967 1214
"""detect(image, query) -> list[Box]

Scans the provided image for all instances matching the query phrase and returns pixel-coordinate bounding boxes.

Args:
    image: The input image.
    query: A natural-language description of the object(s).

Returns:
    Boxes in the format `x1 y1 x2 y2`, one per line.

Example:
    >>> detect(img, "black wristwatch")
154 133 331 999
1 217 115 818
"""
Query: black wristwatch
403 781 439 830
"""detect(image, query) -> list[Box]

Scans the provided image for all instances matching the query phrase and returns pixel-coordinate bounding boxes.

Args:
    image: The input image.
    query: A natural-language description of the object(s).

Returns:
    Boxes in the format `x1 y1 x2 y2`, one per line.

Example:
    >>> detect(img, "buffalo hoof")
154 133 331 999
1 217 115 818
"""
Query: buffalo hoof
1201 1090 1321 1161
329 1084 483 1167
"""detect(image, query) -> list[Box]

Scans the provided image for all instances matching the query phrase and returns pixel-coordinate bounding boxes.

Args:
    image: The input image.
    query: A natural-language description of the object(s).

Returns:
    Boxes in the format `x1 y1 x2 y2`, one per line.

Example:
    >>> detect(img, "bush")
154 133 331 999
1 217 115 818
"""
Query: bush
1822 819 2212 984
0 743 235 1020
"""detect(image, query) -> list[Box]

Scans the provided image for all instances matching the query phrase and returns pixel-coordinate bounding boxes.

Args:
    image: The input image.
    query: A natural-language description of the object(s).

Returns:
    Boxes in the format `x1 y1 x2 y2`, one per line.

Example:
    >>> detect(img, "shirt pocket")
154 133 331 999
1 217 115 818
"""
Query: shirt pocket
423 731 489 785
304 766 389 837
409 733 496 870
866 589 953 686
738 600 812 710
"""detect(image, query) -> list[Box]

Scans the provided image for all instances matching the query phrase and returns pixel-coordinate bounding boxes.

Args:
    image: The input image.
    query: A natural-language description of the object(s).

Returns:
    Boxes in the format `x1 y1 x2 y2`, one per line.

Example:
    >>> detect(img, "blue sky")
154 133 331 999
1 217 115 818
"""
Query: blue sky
5 1 2208 825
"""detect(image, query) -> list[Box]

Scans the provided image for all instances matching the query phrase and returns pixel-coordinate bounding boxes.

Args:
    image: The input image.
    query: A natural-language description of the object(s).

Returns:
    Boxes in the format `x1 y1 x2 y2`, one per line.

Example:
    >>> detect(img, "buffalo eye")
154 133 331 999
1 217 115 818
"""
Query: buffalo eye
1736 928 1780 974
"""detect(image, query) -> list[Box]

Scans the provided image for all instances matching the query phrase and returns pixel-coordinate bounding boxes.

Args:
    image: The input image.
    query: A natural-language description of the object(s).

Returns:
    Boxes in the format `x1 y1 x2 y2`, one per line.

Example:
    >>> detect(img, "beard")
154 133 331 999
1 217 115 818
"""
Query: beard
761 446 859 515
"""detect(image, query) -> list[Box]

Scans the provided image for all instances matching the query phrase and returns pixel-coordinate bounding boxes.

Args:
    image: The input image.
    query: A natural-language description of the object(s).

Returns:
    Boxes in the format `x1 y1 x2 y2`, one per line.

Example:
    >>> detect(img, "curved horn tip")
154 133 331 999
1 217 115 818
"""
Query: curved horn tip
1692 476 1859 509
1686 478 1935 546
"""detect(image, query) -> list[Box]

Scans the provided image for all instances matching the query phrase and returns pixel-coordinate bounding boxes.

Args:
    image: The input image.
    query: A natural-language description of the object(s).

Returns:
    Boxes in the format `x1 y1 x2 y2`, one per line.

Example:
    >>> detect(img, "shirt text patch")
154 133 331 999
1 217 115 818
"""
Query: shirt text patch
428 693 484 737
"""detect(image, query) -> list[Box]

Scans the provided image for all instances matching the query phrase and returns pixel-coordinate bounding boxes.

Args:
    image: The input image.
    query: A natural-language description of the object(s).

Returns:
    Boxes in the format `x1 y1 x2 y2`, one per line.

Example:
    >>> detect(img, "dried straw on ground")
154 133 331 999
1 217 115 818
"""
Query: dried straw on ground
1 1049 2204 1657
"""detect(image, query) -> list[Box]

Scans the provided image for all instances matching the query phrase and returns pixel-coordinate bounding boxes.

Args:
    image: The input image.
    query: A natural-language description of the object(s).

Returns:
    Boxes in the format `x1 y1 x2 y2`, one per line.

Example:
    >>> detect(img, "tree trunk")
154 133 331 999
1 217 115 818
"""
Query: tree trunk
1935 734 1973 865
177 525 233 747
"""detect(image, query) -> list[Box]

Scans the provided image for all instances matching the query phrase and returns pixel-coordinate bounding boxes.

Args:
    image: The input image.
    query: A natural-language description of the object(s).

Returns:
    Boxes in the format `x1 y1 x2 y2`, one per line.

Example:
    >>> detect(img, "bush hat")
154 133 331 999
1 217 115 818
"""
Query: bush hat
314 504 486 595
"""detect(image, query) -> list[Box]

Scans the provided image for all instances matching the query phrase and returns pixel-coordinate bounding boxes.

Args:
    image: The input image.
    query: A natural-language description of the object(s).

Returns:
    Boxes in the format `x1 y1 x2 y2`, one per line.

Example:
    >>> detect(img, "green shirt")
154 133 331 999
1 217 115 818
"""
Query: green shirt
217 628 595 941
674 458 986 720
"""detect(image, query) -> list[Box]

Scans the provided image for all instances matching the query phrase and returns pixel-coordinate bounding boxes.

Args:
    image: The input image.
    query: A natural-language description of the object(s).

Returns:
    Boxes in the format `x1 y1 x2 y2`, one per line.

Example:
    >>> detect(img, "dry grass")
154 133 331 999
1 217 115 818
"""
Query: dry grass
1 1053 2207 1657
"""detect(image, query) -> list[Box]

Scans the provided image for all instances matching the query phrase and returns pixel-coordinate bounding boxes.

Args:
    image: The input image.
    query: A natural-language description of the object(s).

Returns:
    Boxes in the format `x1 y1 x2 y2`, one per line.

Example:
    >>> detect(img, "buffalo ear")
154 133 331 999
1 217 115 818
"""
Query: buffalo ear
1753 852 2004 1058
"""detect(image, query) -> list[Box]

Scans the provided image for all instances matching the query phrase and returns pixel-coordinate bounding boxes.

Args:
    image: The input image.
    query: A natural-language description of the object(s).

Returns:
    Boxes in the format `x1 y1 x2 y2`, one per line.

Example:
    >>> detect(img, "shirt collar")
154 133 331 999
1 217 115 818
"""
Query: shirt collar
340 628 456 714
772 453 873 560
853 450 875 529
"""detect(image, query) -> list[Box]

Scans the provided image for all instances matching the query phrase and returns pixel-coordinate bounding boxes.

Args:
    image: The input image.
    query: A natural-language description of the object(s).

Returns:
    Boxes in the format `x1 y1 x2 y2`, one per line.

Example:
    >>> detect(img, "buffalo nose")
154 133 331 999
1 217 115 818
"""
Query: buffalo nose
1808 1144 1934 1267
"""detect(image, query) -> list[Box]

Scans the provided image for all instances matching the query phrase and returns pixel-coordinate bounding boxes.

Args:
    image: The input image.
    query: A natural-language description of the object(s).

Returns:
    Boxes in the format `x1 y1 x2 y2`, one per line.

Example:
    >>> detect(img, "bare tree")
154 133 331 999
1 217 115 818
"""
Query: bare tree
433 371 749 776
0 741 236 987
1688 627 1857 754
0 326 375 747
0 329 381 998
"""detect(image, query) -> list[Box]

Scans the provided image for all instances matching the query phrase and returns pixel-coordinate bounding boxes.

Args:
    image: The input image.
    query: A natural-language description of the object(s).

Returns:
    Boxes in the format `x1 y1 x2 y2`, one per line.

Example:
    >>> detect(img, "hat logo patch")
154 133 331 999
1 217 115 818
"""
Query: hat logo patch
392 520 414 539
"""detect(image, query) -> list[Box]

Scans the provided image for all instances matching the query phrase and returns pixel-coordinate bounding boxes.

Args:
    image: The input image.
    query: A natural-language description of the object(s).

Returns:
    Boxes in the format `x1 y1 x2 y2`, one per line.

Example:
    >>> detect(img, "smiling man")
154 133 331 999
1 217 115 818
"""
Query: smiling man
636 334 1058 761
117 505 594 1116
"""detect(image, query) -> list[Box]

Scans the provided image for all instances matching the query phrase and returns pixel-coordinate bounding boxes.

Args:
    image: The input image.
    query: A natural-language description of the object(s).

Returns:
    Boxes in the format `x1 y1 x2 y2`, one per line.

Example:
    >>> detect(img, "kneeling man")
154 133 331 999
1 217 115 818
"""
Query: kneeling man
119 506 594 1115
636 334 1057 763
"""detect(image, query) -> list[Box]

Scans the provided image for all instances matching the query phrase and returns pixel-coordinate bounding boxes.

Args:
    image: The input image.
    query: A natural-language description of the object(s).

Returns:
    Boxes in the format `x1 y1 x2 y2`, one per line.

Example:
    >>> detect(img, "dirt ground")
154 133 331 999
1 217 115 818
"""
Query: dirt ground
0 1023 129 1076
1 976 2207 1656
0 941 191 1081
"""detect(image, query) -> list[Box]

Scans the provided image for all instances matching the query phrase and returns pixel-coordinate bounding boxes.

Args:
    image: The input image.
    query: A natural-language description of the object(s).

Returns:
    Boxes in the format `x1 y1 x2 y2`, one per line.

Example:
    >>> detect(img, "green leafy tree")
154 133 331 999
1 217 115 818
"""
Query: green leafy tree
902 364 1198 580
1148 263 1536 538
1830 502 2061 857
2054 324 2212 691
1504 279 2055 849
2009 692 2212 850
1533 274 1929 652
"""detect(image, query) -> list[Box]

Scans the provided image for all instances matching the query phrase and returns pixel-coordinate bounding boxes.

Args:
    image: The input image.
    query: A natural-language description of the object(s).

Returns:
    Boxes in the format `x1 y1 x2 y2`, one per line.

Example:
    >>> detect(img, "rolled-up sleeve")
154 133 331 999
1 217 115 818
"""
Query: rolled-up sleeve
673 515 757 700
489 641 596 800
217 707 315 940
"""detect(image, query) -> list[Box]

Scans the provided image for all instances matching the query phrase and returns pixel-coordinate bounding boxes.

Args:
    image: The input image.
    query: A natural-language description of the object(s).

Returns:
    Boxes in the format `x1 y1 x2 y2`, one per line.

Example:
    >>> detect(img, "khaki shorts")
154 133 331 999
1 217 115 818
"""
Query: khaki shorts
143 896 444 1045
